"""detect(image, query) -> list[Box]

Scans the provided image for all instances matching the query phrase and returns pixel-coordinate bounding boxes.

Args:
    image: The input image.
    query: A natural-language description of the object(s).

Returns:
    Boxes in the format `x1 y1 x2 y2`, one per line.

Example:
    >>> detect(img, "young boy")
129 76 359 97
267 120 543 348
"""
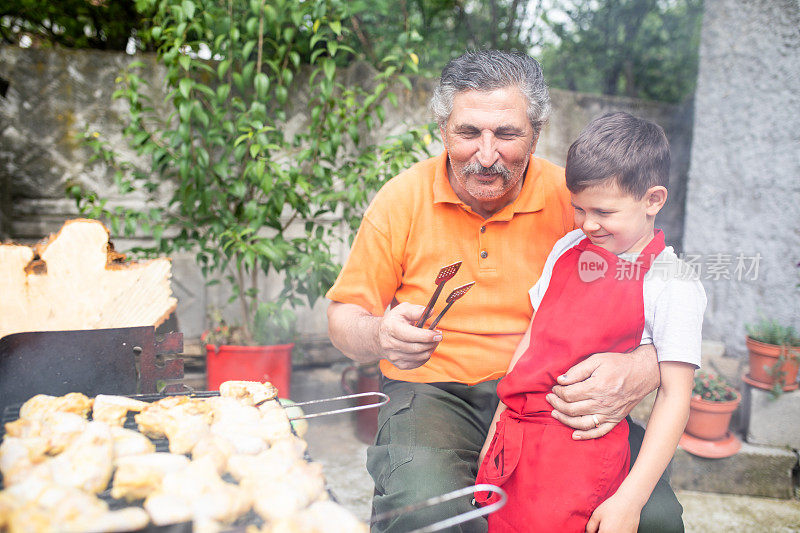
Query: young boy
475 112 707 532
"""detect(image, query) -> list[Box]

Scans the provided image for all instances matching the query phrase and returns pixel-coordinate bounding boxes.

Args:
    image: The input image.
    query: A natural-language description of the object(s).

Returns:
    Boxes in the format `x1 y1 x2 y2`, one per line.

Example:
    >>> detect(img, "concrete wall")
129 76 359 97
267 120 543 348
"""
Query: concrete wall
683 0 800 357
0 46 693 347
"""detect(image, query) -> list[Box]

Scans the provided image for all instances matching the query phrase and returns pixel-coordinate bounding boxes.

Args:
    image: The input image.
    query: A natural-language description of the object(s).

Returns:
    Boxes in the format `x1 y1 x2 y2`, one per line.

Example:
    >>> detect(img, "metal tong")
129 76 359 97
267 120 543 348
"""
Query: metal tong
415 261 462 327
427 281 475 329
371 483 507 533
416 261 461 328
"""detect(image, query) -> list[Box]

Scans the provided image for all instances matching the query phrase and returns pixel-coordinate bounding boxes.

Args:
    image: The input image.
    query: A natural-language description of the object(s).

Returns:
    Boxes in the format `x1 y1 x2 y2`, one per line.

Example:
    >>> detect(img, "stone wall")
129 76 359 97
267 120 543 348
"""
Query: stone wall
0 46 693 347
683 0 800 357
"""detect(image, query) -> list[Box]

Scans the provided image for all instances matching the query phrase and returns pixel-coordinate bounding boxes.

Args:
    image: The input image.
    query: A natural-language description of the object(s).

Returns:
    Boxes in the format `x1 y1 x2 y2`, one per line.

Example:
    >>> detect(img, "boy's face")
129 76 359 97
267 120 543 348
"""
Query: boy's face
570 181 667 255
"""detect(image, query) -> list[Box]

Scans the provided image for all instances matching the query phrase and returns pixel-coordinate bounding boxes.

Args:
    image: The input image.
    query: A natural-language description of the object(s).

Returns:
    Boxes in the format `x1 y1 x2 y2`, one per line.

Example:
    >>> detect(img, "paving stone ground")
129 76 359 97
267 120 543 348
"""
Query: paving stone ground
291 365 800 531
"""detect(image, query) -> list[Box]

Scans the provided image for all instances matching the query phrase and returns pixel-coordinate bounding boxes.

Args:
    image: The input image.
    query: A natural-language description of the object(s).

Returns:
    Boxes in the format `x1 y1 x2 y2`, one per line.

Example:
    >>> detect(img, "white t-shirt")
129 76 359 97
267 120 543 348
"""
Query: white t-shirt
529 229 707 368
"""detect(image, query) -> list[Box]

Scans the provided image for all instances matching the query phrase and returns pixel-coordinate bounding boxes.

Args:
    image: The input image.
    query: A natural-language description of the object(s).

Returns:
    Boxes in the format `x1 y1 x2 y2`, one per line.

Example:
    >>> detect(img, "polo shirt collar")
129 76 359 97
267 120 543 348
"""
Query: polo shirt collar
433 151 546 221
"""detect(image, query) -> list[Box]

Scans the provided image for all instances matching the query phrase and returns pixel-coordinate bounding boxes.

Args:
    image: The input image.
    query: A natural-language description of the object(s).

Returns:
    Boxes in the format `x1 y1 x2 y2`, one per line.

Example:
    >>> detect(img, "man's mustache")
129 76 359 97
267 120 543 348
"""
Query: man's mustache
463 161 511 179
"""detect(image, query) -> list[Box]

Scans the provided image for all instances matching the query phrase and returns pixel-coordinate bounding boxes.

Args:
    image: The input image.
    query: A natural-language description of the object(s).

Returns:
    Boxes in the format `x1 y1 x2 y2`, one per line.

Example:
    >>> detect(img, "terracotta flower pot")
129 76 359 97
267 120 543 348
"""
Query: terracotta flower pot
205 343 294 398
745 336 800 391
684 392 740 441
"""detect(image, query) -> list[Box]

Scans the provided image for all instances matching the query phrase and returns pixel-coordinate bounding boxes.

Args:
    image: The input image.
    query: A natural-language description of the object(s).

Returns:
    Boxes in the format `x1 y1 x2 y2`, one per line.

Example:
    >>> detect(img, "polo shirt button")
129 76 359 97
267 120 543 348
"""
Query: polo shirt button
480 250 488 259
480 226 486 233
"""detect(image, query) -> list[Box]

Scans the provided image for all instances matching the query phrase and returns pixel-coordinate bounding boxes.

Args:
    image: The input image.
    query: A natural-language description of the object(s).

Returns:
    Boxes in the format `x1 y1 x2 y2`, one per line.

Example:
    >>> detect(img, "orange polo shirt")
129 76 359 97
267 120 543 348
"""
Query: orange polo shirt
326 151 574 384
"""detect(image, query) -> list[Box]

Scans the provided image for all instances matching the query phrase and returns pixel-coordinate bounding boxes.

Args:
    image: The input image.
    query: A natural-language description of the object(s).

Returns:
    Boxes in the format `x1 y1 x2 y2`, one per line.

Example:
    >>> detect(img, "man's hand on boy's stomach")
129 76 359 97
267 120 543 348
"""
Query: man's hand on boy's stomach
546 345 660 439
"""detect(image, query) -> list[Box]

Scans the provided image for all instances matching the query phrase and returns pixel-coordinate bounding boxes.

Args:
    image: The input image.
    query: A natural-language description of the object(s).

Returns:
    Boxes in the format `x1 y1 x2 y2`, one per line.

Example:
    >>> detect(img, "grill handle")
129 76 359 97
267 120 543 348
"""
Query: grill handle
287 391 389 420
371 484 507 533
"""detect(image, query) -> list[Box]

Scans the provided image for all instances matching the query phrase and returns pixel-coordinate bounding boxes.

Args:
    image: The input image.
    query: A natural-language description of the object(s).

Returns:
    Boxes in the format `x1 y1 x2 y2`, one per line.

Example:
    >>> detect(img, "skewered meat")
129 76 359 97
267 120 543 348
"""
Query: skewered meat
219 380 278 406
91 395 148 426
269 500 369 533
111 452 190 501
18 393 93 420
110 426 156 459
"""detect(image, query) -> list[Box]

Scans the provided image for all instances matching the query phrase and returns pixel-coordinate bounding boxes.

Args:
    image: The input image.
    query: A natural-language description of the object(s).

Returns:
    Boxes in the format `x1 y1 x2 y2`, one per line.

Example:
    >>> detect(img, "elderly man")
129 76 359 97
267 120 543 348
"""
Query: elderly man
327 50 683 532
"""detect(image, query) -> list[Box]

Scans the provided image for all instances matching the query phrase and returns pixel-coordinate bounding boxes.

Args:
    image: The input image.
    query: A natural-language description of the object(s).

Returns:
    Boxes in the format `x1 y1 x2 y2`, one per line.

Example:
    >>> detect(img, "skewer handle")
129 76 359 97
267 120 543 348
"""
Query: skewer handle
289 392 390 420
371 484 507 533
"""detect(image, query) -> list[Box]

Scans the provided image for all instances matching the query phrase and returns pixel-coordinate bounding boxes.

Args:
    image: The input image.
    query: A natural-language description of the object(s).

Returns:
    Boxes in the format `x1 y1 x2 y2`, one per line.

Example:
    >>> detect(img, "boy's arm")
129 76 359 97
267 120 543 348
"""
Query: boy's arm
586 361 695 533
478 318 534 464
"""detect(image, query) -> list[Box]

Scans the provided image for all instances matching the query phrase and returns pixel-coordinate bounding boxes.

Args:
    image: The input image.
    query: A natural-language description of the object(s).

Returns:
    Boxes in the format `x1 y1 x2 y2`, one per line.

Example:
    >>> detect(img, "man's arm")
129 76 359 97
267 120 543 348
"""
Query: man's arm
327 301 442 370
546 343 660 439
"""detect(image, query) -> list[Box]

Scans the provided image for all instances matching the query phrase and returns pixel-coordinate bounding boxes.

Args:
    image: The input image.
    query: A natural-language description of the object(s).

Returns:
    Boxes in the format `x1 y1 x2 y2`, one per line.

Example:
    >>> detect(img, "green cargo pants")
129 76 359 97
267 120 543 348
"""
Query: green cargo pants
367 378 683 533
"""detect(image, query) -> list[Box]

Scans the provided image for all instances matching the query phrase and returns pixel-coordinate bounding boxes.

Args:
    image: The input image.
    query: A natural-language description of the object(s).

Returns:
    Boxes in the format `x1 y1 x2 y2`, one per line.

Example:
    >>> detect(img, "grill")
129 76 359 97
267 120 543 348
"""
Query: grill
0 389 391 532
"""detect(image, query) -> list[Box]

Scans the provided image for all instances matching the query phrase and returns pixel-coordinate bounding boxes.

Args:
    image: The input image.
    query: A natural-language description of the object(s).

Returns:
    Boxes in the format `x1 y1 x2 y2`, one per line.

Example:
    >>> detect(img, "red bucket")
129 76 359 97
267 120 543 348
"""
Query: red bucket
206 344 293 399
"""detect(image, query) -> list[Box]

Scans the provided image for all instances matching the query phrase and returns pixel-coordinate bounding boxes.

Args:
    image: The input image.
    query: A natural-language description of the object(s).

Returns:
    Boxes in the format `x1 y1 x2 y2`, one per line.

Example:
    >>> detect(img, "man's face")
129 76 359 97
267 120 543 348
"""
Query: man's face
440 86 536 217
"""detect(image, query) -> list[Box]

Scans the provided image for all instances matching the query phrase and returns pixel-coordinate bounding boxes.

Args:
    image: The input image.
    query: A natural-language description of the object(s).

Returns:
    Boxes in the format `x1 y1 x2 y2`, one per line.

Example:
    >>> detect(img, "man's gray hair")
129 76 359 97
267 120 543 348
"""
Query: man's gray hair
430 50 551 136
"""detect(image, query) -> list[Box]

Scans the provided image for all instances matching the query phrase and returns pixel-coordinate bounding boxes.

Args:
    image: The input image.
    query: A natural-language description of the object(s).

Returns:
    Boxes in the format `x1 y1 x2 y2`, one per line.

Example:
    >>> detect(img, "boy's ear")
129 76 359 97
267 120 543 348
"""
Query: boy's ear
645 186 668 216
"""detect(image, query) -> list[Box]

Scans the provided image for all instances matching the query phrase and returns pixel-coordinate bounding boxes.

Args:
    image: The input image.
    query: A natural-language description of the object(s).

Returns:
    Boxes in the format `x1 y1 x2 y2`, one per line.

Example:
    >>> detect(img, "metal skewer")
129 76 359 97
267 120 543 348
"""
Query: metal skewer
371 484 507 532
286 391 389 420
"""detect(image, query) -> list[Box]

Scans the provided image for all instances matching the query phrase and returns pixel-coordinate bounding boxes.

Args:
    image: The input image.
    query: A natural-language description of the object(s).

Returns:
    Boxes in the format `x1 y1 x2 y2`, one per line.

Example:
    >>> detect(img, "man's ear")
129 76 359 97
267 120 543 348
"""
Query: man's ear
645 186 668 216
530 134 539 155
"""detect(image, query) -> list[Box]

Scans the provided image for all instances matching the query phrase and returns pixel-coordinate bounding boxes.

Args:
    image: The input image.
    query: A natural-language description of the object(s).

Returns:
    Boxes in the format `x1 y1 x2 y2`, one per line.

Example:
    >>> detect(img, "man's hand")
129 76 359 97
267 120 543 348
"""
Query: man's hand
327 301 441 370
546 345 659 439
377 302 442 370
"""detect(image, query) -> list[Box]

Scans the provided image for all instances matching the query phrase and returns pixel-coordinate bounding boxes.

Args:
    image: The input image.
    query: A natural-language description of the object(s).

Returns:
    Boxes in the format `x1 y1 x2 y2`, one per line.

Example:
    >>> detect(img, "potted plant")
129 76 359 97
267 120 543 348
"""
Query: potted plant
68 0 427 396
684 370 741 441
744 319 800 395
202 304 296 397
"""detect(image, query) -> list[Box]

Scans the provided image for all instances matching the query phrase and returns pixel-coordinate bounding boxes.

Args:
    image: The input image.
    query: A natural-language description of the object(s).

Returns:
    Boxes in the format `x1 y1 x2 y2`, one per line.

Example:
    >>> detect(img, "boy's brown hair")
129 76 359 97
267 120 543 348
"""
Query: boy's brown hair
565 112 670 199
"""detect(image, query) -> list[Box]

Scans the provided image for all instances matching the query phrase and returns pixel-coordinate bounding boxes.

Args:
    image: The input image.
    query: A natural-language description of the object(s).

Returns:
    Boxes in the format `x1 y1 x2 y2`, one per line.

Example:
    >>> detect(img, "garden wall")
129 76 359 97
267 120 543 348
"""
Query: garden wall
683 0 800 357
0 46 693 353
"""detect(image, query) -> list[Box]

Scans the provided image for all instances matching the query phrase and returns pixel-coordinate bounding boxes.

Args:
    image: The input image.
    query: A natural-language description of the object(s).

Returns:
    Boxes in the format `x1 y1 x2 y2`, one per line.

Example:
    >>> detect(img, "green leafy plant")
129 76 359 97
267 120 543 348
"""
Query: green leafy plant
69 0 431 345
746 319 800 347
202 303 295 346
692 371 738 403
746 319 800 397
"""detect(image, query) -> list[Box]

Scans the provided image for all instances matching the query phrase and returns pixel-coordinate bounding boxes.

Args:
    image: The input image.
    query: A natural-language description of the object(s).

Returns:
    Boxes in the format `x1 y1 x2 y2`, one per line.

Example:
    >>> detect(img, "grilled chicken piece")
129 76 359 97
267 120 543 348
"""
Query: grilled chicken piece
110 425 156 459
92 394 149 426
4 411 89 457
204 396 278 455
257 402 294 443
3 417 43 439
0 478 149 533
0 436 49 486
219 380 278 406
111 452 190 501
226 435 308 483
48 421 114 493
269 500 368 533
135 396 213 454
144 458 251 526
191 433 236 475
18 392 93 420
246 461 326 523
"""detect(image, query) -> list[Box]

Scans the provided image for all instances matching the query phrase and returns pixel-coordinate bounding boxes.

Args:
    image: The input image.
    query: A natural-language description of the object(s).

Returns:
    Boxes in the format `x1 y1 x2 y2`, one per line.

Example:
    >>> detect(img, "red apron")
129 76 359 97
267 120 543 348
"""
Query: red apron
476 231 665 532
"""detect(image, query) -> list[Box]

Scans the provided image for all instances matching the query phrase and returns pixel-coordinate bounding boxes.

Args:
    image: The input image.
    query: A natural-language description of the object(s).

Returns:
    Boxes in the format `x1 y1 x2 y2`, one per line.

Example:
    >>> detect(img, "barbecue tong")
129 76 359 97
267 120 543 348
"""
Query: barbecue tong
415 261 475 329
415 261 462 327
